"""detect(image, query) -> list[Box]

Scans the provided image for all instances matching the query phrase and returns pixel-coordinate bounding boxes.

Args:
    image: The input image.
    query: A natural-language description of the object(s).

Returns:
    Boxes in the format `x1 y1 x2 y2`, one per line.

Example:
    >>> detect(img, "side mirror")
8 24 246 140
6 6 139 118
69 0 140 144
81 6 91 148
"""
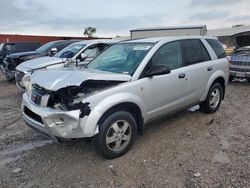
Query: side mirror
49 48 58 55
145 65 171 77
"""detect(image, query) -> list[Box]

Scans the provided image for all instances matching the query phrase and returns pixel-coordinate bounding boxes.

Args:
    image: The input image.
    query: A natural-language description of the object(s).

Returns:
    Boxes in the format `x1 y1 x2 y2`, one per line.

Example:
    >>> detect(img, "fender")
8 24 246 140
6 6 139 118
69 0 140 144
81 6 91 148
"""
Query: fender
201 70 226 101
81 92 146 136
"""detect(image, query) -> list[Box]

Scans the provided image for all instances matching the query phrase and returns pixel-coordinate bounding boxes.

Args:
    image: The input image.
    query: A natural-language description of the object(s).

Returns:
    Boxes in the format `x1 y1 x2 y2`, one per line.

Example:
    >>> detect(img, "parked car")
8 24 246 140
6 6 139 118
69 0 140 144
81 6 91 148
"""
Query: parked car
21 36 229 159
0 42 40 66
228 46 250 82
15 39 117 89
2 40 78 82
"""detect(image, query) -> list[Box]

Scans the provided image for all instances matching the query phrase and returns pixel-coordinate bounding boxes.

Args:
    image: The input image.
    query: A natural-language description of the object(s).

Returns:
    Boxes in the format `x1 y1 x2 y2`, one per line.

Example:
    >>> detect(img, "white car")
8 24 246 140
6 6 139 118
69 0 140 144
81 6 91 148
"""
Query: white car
15 39 119 89
22 36 229 159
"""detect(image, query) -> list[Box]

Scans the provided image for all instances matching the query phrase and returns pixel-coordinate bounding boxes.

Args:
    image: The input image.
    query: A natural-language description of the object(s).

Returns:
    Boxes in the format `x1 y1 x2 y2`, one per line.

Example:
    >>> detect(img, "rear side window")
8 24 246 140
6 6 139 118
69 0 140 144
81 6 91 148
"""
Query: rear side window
182 39 211 65
55 42 71 51
206 39 226 59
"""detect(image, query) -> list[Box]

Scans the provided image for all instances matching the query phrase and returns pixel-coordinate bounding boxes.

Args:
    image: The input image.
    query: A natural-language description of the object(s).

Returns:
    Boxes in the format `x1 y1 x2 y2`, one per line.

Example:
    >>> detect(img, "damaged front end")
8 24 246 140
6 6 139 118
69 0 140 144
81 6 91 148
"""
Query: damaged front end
23 68 131 139
31 80 124 117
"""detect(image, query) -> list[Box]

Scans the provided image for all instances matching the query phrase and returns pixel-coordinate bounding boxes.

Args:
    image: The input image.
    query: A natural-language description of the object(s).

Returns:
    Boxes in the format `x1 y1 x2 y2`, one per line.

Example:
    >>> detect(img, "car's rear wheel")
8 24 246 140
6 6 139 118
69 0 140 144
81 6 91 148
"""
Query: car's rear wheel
201 83 223 114
94 111 137 159
247 78 250 83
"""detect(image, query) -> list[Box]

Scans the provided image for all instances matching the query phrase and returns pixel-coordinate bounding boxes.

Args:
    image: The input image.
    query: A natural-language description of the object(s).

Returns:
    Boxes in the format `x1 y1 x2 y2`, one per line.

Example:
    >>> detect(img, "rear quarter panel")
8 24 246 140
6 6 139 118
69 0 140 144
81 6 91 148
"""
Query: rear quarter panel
201 58 229 101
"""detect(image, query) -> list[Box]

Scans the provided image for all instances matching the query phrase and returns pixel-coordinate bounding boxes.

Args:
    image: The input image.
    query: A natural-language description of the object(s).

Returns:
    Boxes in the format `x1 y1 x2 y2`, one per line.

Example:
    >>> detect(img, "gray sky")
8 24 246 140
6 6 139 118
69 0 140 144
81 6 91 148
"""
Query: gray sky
0 0 249 37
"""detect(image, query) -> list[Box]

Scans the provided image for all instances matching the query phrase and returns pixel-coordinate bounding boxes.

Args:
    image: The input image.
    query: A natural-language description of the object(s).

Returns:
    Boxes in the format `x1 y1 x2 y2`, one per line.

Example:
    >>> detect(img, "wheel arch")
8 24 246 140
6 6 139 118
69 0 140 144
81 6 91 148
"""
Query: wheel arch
97 102 144 136
201 71 226 101
82 92 146 136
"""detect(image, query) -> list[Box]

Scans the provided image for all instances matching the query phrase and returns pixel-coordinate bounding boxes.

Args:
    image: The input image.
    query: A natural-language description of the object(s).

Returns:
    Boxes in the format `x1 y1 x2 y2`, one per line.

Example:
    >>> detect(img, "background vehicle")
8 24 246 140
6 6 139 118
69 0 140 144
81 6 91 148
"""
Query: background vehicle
228 46 250 82
0 42 40 66
21 36 229 159
15 39 118 89
2 40 78 82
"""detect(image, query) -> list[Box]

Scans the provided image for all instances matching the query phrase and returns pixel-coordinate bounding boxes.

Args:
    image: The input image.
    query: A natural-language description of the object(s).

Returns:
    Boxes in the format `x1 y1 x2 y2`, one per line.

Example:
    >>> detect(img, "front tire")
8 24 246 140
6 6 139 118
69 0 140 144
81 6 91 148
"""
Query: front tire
200 83 223 114
94 111 137 159
229 76 233 82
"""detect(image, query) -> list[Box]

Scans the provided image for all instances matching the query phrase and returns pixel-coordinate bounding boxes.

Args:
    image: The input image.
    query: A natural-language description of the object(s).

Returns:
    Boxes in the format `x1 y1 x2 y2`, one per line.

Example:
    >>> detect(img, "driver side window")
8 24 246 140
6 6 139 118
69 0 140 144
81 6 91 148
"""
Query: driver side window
151 41 183 70
83 46 101 58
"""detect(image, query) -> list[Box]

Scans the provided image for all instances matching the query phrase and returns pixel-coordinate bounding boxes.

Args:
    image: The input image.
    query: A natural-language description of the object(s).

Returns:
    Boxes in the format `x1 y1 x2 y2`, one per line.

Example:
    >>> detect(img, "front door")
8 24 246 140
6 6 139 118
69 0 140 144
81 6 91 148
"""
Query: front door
145 41 189 120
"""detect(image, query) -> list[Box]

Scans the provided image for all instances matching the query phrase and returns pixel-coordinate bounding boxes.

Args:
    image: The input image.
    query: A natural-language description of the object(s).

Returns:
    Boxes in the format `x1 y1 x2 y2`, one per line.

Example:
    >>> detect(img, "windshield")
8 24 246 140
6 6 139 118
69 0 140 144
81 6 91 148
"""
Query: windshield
54 43 86 58
86 43 154 75
36 41 57 53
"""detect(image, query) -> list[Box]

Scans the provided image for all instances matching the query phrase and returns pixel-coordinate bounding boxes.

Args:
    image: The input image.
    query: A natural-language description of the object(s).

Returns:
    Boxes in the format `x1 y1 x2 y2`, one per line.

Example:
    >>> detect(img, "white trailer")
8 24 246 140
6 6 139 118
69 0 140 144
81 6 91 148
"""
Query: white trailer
130 25 207 39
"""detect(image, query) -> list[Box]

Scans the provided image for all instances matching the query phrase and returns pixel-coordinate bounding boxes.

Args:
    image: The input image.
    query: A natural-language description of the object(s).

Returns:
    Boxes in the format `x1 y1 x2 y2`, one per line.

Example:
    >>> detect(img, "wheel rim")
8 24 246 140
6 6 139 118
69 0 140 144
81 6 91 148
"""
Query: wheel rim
209 88 221 109
106 120 131 152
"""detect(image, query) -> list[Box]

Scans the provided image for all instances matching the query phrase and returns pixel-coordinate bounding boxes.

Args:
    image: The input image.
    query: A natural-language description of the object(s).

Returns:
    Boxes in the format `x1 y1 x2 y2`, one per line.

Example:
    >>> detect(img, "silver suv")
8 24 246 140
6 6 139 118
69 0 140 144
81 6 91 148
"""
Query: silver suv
21 36 229 159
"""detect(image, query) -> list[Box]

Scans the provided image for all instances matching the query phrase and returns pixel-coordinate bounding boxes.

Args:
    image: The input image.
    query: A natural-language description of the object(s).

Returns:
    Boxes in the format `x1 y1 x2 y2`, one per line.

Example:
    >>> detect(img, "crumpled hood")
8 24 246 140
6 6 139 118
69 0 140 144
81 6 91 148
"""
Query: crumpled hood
17 56 65 71
31 68 132 91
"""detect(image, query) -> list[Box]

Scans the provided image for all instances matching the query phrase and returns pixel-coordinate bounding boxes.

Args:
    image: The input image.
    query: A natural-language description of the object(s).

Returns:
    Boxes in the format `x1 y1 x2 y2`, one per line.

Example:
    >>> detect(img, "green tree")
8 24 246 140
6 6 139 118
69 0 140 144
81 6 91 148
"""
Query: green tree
84 27 97 38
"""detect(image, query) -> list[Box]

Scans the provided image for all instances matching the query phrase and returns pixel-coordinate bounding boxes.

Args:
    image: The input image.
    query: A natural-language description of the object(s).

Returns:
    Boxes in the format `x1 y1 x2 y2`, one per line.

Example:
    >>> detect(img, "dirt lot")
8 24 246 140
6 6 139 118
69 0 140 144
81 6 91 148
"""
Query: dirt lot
0 74 249 188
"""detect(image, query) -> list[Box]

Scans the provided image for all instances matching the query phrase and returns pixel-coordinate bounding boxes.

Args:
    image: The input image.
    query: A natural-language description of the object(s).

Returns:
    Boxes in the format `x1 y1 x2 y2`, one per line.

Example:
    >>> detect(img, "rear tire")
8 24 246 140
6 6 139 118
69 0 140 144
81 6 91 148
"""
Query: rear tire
94 111 137 159
247 78 250 83
229 76 233 82
200 83 223 114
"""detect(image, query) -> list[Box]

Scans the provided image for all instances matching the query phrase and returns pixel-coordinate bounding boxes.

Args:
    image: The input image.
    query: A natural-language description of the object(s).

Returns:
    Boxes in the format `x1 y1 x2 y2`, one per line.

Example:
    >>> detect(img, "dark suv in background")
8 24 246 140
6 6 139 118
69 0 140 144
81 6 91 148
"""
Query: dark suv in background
0 42 40 66
2 40 78 81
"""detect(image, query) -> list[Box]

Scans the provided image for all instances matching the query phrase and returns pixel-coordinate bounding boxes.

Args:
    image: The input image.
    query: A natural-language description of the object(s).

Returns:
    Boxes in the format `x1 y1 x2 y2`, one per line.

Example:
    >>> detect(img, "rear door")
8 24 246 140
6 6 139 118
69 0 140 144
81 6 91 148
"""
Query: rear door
181 39 213 103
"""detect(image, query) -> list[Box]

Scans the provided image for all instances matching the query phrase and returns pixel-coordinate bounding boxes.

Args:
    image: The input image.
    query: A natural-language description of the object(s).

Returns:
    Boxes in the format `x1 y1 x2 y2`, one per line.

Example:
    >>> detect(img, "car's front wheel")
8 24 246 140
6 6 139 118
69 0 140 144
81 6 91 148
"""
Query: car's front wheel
229 76 233 82
94 111 137 159
201 83 223 114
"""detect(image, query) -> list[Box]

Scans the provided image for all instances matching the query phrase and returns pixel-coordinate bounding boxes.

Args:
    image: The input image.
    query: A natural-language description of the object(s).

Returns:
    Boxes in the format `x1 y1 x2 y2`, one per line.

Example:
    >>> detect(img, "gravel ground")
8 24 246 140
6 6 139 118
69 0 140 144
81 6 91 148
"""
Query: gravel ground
0 74 249 188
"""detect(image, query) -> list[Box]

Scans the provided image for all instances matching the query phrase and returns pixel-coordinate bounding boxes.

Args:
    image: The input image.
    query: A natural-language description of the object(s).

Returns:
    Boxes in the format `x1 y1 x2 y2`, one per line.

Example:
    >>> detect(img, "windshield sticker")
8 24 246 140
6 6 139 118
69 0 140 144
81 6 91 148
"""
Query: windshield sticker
133 45 151 51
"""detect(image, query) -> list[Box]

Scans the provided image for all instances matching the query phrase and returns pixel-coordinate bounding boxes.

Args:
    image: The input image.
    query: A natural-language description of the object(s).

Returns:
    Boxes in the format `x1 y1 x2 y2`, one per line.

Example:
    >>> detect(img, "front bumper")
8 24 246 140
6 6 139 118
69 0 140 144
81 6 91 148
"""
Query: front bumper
3 68 15 80
230 65 250 78
22 93 87 140
229 70 250 78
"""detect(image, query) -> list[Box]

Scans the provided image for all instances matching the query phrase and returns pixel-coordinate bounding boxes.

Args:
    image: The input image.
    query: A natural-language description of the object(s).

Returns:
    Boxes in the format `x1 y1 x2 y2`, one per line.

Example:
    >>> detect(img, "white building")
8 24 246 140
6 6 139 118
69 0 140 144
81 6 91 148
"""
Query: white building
130 25 207 39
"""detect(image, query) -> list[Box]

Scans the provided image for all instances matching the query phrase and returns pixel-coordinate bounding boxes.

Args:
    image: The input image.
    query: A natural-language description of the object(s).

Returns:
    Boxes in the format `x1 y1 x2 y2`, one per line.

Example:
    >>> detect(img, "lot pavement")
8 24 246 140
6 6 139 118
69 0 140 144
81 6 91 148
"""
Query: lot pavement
0 74 249 188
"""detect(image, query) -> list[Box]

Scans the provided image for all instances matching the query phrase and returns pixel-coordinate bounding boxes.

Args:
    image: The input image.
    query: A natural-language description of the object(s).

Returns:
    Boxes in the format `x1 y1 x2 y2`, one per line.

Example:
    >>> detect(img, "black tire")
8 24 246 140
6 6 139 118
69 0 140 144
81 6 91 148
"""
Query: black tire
94 111 137 159
247 78 250 83
229 76 233 82
200 83 223 114
5 74 14 82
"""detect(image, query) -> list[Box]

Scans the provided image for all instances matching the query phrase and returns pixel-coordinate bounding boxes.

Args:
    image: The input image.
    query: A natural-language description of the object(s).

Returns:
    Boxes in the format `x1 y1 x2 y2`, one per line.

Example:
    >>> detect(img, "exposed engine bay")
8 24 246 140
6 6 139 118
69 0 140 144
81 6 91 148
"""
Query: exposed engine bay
47 80 124 111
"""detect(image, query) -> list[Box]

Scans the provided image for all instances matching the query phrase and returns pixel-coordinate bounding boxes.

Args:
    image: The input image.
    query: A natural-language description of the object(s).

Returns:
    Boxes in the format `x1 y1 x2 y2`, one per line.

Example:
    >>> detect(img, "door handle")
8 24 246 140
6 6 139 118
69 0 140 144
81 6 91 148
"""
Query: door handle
207 67 213 71
178 74 186 79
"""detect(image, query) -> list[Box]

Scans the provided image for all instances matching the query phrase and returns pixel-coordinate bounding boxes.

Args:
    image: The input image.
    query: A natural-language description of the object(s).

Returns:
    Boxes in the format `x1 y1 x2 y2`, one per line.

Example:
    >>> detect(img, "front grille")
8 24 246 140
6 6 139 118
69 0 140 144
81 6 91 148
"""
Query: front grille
230 67 250 72
24 106 43 125
231 61 250 66
15 71 25 82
